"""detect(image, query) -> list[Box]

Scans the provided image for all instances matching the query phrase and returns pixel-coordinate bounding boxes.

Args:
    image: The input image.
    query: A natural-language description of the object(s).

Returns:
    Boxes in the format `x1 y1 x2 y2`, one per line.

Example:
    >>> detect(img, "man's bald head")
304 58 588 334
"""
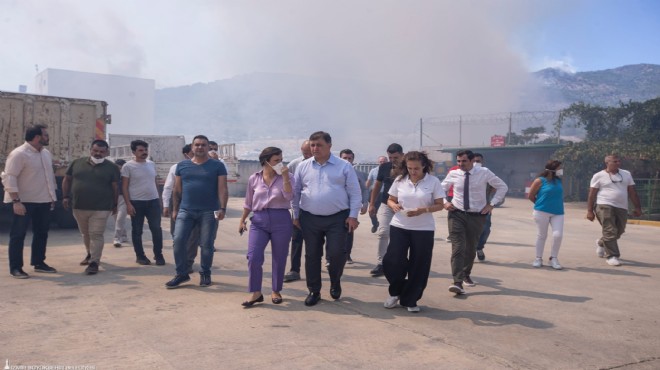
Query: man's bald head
301 140 312 159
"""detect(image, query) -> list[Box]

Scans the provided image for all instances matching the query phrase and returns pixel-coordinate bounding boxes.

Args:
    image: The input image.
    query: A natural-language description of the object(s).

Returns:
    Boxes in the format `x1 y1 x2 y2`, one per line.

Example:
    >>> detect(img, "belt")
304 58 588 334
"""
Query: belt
301 209 349 217
452 209 483 215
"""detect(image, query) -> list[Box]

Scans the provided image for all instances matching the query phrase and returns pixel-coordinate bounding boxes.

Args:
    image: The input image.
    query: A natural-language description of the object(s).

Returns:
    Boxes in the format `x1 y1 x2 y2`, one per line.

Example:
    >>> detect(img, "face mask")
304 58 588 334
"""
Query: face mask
473 162 482 168
555 169 564 177
269 162 284 175
90 156 105 164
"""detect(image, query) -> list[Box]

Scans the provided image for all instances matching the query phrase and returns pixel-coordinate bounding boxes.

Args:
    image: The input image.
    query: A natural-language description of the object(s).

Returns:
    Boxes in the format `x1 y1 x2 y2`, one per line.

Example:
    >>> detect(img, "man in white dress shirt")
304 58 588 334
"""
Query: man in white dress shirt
441 150 508 294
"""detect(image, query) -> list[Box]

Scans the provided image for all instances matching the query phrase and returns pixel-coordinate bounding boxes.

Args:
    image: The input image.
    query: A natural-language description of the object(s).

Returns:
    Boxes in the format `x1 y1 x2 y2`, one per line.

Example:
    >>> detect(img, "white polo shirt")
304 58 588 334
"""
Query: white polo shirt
388 173 445 231
590 169 635 210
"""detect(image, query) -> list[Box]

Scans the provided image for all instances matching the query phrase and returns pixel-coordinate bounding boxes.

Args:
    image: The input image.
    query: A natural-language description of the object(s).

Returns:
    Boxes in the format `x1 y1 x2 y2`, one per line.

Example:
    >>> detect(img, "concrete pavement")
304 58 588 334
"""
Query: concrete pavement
1 198 659 369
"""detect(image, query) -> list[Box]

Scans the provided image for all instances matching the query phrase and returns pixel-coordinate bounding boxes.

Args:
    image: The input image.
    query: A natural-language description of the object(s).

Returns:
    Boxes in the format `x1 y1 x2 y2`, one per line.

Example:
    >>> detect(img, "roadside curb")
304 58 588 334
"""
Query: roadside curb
628 219 660 227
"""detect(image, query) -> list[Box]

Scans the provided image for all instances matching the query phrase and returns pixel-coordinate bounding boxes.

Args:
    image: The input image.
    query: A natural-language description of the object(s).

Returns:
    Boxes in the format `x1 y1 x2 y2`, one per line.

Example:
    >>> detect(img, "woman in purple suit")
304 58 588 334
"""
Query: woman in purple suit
239 147 295 307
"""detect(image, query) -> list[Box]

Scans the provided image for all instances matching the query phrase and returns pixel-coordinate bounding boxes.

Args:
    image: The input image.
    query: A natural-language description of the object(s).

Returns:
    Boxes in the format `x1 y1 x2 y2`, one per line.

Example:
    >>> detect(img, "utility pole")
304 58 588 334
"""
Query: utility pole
507 112 512 145
419 118 423 150
556 117 561 144
459 116 462 147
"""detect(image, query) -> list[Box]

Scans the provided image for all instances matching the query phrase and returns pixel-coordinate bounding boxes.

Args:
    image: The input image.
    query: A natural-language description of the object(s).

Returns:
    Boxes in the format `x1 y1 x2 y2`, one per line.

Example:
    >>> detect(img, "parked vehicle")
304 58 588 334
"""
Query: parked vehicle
108 134 186 186
0 91 110 227
108 134 239 186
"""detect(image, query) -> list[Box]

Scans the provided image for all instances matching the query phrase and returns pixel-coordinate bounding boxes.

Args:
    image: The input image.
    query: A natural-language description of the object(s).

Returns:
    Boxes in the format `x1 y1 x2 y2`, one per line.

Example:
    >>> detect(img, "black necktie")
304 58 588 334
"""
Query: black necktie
464 171 470 211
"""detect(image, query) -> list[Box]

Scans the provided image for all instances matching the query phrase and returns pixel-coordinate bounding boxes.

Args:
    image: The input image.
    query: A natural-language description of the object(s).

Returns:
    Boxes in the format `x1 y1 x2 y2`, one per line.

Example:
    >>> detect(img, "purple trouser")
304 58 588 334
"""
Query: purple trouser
247 208 292 293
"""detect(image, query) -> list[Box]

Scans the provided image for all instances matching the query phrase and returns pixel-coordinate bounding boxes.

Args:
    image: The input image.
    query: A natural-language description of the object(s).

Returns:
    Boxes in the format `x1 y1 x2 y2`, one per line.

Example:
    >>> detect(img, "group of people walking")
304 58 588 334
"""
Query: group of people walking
2 125 643 313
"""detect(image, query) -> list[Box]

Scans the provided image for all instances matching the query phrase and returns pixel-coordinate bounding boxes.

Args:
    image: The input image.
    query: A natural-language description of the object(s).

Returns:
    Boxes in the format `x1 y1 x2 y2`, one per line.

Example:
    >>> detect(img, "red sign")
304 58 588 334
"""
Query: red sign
491 135 506 147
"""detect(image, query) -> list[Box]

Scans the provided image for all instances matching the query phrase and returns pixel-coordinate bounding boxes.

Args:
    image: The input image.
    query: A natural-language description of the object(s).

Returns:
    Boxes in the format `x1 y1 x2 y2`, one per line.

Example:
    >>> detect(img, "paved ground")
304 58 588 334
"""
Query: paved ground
1 198 659 369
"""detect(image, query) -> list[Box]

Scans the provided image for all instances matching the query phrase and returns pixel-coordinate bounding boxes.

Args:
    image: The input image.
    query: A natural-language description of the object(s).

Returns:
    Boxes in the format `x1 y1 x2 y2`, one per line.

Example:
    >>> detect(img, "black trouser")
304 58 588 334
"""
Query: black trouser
299 209 349 293
383 225 434 308
130 198 163 258
288 226 304 273
445 196 454 237
448 210 487 283
345 231 354 257
8 202 51 270
370 192 382 227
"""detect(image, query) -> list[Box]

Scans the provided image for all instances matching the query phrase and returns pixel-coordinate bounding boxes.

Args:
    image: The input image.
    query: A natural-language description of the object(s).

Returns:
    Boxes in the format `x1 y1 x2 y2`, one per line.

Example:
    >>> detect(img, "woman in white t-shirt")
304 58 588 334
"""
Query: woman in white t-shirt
382 151 445 313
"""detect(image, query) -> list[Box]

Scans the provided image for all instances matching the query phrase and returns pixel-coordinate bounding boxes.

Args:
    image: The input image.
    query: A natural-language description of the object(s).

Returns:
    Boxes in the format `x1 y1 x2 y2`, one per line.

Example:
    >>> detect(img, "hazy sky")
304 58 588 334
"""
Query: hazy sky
2 0 659 155
1 0 659 92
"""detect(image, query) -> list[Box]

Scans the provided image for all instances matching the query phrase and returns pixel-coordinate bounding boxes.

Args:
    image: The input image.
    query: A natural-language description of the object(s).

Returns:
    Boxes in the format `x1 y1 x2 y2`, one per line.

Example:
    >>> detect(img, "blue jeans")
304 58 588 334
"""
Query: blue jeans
8 202 51 270
173 209 216 275
477 213 492 251
130 199 163 258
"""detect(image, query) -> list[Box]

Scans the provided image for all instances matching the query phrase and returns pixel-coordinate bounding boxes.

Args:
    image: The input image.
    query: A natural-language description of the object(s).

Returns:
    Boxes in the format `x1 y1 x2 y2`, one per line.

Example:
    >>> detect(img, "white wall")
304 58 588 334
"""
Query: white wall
34 69 155 135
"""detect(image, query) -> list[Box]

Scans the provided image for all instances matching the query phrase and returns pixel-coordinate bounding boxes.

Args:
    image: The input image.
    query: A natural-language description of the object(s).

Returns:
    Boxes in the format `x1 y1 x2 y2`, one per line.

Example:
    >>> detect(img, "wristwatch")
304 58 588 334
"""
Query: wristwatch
12 198 21 203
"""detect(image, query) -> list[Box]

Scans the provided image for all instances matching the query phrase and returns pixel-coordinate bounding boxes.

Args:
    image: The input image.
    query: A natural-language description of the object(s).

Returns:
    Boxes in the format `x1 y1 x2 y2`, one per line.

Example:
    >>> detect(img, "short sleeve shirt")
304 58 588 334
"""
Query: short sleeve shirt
388 174 445 231
176 159 227 211
66 157 119 210
376 162 397 204
590 169 635 210
121 160 159 201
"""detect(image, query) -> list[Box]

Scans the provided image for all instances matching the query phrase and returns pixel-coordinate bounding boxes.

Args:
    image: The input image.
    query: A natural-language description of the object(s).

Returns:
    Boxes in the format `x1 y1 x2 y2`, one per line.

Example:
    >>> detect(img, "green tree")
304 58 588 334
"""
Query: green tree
503 126 549 145
555 97 660 202
521 126 546 144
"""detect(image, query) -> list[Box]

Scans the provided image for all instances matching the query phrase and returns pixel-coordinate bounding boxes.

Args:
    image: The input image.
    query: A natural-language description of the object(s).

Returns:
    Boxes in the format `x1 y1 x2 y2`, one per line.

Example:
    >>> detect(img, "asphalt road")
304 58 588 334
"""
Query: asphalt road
1 198 658 369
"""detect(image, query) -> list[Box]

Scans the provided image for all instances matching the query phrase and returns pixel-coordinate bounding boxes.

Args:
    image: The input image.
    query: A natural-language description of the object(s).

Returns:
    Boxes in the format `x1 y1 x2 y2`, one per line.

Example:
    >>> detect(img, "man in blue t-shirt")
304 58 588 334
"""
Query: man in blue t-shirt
165 135 228 289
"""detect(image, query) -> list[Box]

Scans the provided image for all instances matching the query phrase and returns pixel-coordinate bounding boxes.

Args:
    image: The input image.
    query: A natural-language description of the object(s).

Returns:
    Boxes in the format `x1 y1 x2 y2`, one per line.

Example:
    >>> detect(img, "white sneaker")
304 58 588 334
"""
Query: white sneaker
607 257 621 266
549 257 562 270
384 296 399 309
596 239 605 258
532 257 543 268
407 306 420 313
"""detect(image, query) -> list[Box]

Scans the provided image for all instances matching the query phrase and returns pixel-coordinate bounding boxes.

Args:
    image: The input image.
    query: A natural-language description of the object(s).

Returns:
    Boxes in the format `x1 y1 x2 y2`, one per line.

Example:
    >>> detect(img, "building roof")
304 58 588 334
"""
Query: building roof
438 144 565 154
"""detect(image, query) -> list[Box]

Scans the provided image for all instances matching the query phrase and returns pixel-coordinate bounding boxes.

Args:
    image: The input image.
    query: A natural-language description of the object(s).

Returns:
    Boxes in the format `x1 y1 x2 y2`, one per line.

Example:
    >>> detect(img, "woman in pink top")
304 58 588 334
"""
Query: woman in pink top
239 147 295 307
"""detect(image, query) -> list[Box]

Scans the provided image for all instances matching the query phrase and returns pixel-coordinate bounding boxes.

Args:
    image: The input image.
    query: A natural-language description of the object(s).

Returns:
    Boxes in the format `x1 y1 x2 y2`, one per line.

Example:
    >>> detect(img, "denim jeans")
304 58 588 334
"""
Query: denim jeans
173 209 216 275
477 213 492 251
8 202 51 270
130 198 163 258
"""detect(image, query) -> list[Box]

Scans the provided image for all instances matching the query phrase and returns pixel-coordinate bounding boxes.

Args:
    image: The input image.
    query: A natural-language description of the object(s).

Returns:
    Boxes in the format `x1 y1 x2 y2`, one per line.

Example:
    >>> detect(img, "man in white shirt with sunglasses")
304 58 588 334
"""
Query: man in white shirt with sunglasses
587 154 642 266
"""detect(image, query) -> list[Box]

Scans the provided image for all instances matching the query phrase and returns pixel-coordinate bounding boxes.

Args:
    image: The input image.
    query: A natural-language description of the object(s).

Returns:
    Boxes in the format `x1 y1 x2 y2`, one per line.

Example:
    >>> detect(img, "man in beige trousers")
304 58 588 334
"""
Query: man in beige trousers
62 140 120 274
